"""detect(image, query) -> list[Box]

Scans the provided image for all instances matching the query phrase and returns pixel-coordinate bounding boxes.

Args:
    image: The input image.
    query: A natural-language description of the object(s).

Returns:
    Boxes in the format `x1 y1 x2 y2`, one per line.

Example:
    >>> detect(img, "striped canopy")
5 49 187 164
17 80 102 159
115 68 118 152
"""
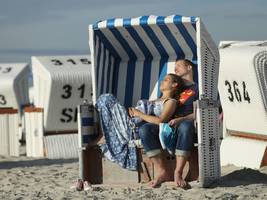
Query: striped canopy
89 15 199 107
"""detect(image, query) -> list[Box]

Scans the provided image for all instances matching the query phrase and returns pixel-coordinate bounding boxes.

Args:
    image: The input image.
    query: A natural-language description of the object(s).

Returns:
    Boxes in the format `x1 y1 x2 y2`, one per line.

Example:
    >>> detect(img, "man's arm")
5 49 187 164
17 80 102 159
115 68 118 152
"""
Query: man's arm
168 113 194 126
169 101 197 127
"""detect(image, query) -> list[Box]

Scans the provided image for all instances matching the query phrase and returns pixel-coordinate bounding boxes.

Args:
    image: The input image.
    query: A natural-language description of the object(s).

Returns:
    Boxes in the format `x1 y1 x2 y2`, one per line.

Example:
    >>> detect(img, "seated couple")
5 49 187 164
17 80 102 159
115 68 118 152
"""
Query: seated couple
95 59 198 188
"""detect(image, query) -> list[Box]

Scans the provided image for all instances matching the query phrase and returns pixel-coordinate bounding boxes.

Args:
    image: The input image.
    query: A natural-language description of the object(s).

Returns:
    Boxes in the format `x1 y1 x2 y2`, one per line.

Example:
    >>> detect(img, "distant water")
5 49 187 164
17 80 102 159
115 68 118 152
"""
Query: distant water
0 49 90 63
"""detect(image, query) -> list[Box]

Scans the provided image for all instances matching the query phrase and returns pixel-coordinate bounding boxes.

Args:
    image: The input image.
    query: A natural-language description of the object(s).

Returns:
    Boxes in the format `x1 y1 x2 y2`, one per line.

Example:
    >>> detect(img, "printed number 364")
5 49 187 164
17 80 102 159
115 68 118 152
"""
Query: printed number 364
225 80 250 103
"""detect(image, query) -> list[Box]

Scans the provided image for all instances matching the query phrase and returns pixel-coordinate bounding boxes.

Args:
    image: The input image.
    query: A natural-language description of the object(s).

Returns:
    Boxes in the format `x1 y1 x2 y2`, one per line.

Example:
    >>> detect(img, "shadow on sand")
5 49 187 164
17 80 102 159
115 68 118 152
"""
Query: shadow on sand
0 158 78 170
210 168 267 188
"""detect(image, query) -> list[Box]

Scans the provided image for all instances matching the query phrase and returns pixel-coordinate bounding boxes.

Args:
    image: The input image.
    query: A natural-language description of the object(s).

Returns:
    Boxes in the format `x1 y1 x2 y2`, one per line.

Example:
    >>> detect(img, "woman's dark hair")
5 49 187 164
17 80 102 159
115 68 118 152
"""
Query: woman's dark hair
168 73 185 99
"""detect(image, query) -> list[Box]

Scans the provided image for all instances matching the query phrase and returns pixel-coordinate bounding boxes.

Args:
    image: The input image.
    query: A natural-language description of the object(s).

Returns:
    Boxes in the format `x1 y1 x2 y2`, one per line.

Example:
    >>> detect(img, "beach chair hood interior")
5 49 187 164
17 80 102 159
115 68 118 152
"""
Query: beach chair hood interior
89 14 220 187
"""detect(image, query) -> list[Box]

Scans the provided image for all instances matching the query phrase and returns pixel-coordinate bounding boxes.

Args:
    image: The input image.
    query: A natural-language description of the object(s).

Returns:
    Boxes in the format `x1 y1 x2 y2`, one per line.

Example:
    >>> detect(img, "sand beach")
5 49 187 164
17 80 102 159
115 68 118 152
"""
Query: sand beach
0 154 267 200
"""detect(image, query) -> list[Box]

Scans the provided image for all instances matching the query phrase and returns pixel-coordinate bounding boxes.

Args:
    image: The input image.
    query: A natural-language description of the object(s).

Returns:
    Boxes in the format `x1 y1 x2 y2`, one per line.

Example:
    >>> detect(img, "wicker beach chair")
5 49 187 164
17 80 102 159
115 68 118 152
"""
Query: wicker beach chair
88 14 220 187
218 41 267 169
0 63 29 156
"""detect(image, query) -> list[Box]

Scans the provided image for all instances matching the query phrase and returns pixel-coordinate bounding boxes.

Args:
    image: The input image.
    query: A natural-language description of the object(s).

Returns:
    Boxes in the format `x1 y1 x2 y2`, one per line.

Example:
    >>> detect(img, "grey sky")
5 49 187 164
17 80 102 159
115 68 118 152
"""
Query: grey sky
0 0 266 62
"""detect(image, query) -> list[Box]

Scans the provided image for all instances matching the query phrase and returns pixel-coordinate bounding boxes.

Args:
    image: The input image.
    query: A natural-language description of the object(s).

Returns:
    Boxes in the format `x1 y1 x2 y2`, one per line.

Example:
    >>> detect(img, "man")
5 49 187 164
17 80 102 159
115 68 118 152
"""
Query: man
169 59 198 188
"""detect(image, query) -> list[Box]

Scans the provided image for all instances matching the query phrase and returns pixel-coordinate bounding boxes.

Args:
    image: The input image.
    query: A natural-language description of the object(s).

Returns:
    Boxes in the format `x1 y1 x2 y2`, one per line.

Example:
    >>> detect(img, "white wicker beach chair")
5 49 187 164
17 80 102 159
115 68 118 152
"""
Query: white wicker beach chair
0 63 29 156
218 41 267 169
25 55 92 158
88 14 221 187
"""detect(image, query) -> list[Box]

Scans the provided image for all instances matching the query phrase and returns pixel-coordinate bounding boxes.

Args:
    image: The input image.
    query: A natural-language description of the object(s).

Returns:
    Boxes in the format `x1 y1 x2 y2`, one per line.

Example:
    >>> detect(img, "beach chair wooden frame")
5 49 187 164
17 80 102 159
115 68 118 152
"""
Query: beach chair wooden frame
88 14 220 187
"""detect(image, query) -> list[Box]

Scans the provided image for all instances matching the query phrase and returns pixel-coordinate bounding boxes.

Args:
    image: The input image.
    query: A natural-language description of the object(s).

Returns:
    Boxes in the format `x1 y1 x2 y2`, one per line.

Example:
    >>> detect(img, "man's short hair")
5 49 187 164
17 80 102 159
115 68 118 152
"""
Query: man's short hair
176 59 194 68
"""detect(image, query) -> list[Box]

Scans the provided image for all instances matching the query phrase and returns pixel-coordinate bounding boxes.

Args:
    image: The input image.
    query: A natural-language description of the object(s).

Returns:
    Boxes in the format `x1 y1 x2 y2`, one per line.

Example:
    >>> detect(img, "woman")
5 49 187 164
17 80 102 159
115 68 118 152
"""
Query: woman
95 73 184 173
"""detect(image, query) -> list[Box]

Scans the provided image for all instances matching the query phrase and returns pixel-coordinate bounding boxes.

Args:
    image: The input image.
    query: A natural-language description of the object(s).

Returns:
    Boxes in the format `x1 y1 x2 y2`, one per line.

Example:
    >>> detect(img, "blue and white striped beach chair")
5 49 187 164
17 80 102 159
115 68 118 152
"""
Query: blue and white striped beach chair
88 14 220 187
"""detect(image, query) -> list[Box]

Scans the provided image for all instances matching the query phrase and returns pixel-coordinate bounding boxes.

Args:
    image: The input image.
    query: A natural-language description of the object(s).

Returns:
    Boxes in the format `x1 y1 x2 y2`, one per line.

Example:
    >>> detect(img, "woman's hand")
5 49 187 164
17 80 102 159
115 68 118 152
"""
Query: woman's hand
128 107 143 118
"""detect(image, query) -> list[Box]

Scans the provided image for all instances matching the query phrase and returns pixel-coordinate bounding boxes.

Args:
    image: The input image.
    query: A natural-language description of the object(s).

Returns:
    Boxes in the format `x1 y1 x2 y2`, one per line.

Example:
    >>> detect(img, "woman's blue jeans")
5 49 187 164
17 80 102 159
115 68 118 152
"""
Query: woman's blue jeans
138 123 161 157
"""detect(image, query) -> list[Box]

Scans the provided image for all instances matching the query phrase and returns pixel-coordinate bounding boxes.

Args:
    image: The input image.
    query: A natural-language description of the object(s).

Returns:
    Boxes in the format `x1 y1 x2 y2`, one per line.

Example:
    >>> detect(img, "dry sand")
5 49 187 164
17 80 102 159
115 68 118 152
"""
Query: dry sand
0 155 267 200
